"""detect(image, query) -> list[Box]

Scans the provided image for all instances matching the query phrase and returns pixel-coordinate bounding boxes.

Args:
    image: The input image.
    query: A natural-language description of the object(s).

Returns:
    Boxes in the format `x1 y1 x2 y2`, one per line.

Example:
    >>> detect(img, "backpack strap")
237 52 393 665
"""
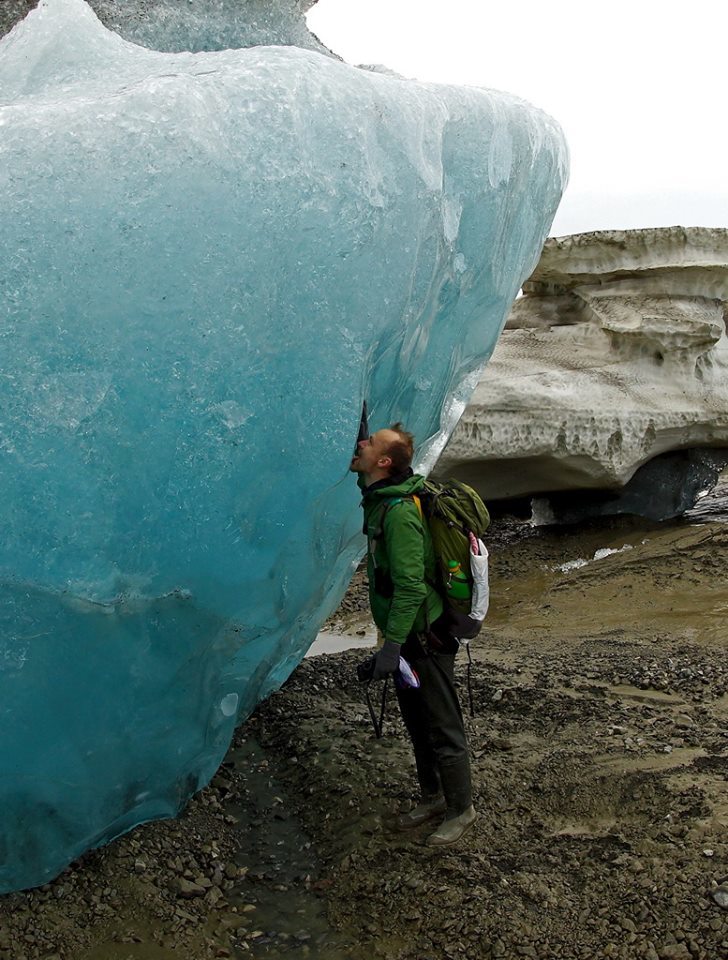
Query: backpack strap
367 497 400 571
368 497 402 543
367 494 431 633
369 494 423 544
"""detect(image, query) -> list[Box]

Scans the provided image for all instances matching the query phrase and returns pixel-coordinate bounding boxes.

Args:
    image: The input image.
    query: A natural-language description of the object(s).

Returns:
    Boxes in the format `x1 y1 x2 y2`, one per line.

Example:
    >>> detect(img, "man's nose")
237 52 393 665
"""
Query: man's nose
358 439 368 449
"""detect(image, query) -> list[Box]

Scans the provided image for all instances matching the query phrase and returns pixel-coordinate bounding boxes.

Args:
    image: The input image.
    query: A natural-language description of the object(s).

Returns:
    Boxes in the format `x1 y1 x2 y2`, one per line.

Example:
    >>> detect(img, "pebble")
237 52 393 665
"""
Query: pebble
657 944 691 959
173 878 206 899
711 887 728 909
1 565 726 960
206 887 223 906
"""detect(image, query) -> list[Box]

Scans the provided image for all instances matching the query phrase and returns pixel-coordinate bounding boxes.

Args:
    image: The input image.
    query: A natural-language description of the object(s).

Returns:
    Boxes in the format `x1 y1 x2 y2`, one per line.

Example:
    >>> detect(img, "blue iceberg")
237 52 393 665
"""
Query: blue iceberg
0 0 567 891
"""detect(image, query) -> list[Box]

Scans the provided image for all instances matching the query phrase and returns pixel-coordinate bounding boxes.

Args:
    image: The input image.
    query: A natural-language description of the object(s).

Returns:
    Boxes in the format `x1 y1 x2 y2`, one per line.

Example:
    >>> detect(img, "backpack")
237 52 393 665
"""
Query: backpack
377 478 491 640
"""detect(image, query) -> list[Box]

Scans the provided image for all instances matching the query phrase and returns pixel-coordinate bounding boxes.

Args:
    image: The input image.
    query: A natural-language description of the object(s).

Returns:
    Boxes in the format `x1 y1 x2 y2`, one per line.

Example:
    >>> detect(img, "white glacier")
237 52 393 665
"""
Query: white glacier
438 227 728 517
0 0 568 890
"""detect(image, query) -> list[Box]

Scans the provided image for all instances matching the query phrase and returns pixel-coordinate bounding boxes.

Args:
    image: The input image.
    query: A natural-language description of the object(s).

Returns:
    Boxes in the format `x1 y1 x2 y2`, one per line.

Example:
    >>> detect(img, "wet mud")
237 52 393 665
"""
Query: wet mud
1 513 727 960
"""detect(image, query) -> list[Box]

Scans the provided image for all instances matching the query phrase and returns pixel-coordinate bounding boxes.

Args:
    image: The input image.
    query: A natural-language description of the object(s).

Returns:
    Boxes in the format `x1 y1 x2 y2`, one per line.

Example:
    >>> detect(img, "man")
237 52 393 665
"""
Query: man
350 423 476 847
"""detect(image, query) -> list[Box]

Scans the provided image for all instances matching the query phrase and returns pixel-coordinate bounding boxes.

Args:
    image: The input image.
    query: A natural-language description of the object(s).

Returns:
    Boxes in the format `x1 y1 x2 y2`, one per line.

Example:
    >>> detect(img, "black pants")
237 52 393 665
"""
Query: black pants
396 619 472 816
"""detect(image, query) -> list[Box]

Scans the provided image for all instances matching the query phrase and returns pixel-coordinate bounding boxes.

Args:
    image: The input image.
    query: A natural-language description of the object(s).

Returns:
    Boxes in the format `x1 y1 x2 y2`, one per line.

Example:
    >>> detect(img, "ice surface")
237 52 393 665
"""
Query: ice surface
90 0 330 54
0 0 328 51
0 0 567 890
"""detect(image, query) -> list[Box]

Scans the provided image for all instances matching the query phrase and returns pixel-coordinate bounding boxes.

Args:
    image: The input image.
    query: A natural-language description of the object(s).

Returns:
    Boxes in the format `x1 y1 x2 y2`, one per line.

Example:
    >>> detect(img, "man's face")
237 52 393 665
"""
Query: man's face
350 428 398 476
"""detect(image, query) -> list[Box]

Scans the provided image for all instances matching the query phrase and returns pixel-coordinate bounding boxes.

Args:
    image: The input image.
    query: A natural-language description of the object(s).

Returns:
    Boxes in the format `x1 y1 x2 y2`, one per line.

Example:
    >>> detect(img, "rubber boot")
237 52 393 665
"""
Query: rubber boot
397 795 447 830
438 757 473 817
426 757 476 847
426 805 477 846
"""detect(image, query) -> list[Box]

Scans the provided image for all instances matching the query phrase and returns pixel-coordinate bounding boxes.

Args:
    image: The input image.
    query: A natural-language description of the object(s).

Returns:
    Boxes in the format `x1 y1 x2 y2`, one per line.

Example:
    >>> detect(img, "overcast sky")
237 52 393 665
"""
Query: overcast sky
307 0 728 237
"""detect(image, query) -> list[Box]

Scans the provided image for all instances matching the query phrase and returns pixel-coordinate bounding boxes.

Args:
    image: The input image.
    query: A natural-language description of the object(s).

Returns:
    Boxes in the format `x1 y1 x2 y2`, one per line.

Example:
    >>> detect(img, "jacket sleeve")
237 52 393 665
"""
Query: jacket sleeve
383 501 427 645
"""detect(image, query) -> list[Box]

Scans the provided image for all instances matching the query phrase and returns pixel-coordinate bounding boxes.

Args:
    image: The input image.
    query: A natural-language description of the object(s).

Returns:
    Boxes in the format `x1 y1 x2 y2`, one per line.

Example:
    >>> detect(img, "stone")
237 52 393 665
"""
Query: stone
173 878 206 899
657 944 691 959
437 227 728 517
712 887 728 909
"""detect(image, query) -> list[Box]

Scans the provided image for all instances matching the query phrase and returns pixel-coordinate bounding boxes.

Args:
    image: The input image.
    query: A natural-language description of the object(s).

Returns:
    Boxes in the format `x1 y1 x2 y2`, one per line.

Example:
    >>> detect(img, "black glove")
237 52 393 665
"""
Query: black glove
356 656 376 683
371 639 401 680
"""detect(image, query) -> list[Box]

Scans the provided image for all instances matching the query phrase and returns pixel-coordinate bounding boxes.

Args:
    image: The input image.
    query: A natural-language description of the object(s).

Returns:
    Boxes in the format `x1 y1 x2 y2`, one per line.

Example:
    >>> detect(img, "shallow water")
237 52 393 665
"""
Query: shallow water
306 628 376 658
226 738 364 960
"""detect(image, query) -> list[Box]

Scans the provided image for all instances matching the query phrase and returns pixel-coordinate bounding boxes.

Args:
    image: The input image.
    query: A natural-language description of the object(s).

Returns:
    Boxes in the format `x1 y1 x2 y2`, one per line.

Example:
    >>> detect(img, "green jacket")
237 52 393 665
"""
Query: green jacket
359 472 443 645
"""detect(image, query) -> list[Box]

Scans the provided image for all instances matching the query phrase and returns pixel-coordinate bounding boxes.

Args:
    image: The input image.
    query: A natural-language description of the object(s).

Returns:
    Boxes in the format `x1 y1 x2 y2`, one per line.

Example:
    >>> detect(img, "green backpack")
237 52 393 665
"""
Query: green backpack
378 478 491 640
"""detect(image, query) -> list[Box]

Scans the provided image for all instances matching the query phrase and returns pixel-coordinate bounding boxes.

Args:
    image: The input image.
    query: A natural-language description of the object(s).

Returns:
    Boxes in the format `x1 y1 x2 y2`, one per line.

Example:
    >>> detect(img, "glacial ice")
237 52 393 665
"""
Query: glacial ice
0 0 567 890
80 0 332 55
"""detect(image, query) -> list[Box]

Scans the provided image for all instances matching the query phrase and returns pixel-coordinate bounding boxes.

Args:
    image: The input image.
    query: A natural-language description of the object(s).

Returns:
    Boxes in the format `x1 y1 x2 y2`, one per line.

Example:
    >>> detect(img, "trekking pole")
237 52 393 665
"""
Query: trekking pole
464 640 475 718
364 677 389 738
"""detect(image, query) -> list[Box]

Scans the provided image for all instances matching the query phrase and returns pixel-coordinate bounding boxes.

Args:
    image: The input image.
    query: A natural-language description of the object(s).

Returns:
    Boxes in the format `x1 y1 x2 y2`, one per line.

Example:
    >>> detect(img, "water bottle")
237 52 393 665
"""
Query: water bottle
446 560 471 600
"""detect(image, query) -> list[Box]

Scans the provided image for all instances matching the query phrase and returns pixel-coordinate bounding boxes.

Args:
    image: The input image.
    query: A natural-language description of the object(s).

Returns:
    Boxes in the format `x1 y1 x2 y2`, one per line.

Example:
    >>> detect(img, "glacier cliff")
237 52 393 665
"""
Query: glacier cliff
438 227 728 518
0 0 567 890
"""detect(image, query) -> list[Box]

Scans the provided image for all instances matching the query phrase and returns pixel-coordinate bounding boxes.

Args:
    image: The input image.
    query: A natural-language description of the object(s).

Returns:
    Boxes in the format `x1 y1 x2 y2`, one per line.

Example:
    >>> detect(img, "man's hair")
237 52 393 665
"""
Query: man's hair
385 422 415 475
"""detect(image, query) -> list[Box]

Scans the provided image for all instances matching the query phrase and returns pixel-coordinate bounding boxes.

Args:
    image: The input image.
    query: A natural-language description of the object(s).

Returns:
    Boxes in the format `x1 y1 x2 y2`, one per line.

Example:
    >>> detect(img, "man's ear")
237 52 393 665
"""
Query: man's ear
378 454 393 470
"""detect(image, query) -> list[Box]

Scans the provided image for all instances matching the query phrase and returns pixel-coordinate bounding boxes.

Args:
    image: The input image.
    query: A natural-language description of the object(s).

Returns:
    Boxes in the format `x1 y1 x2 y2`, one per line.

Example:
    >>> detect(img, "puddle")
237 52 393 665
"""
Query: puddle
553 818 618 838
546 747 706 840
605 683 686 706
306 629 375 658
554 543 635 573
599 746 705 775
73 736 369 960
225 737 364 960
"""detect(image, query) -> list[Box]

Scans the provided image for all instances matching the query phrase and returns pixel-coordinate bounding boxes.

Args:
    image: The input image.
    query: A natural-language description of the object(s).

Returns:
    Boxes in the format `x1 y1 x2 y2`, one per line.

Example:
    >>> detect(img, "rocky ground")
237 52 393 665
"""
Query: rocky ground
1 513 727 960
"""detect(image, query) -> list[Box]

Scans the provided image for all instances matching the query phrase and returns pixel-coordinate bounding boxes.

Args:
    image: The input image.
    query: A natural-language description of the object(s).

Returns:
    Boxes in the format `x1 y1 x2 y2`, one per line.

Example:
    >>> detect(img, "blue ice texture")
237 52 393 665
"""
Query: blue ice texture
0 0 568 891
